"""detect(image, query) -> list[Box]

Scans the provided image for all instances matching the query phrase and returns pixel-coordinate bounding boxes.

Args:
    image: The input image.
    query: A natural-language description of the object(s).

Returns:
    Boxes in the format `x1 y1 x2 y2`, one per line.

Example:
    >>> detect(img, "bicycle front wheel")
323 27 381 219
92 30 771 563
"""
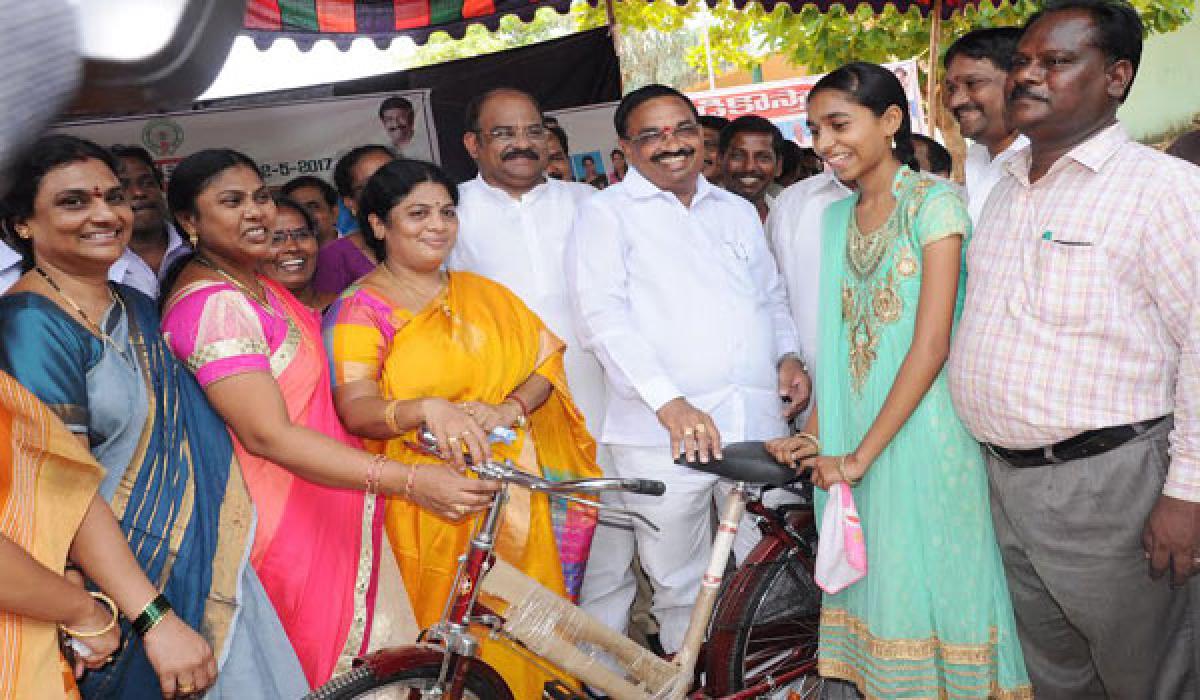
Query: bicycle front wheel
705 551 823 698
308 661 511 700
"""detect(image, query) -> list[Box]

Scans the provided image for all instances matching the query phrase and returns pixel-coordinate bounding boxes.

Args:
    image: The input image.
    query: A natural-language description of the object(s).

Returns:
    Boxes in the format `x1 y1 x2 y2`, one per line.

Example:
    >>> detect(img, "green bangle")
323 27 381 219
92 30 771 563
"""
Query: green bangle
131 594 172 637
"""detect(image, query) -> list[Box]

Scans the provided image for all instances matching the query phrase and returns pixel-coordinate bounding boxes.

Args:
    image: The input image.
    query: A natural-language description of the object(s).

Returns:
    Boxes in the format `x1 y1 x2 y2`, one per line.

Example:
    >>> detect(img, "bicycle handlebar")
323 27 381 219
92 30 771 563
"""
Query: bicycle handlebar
413 427 667 498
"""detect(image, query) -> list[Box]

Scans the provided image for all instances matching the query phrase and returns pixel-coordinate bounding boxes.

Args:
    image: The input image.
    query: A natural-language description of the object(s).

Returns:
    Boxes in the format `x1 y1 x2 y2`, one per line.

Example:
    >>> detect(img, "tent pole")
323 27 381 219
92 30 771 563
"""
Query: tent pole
605 0 625 92
925 0 943 135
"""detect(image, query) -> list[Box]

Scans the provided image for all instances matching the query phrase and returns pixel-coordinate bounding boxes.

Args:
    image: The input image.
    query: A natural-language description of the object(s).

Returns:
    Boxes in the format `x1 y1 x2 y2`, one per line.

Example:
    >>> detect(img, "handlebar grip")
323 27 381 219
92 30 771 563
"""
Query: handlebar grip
626 479 666 496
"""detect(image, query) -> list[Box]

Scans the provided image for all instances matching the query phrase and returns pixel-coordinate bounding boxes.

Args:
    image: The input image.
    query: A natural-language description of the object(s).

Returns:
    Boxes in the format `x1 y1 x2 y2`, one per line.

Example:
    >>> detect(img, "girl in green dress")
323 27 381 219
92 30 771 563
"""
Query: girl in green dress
766 62 1031 699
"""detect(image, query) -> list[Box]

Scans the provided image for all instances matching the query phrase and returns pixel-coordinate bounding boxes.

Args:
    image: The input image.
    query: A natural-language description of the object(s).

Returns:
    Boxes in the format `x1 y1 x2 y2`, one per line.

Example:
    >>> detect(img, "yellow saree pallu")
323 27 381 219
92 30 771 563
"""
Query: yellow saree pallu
325 271 599 699
0 371 103 700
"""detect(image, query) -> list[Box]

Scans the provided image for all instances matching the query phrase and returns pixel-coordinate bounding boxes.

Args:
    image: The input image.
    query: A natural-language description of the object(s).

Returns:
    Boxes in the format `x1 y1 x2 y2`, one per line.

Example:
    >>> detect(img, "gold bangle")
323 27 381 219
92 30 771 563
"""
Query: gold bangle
60 592 119 639
795 431 820 453
837 455 861 486
403 464 417 501
505 396 529 429
383 399 402 435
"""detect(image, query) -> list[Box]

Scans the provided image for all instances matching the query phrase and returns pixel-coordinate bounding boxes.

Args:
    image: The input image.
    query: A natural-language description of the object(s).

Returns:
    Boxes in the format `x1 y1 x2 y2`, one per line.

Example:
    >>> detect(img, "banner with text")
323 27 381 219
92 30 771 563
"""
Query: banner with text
55 89 438 187
687 59 927 146
543 59 927 189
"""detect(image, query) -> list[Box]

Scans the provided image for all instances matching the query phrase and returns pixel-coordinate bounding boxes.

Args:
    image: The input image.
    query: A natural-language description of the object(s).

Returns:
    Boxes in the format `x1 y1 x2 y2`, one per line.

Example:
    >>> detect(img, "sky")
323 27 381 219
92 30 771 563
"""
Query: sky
199 36 419 101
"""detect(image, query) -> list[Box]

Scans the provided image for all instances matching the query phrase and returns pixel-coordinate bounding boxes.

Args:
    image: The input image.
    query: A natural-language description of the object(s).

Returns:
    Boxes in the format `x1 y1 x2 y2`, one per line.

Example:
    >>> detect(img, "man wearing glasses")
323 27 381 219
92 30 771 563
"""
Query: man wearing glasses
567 84 809 658
448 86 606 471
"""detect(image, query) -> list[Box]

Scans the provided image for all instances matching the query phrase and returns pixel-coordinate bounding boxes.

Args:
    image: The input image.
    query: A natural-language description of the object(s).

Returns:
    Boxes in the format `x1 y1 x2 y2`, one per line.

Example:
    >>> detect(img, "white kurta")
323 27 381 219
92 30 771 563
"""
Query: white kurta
446 175 607 439
764 171 851 375
566 166 800 652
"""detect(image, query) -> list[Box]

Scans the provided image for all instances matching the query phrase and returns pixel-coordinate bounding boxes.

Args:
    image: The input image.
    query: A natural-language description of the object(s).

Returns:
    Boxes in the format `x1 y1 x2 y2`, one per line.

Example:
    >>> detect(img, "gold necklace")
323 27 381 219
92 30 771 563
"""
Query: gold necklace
379 263 452 318
194 255 279 317
34 266 136 364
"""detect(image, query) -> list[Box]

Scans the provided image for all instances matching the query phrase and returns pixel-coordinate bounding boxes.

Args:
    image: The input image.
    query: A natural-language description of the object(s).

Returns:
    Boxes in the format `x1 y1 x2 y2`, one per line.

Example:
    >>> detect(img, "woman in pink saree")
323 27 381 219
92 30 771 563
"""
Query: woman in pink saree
159 149 498 687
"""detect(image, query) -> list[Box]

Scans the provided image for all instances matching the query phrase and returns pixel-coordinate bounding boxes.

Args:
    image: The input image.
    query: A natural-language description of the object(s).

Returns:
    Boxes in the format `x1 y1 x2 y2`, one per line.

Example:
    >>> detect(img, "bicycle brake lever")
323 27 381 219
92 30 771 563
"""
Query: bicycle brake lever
577 499 660 533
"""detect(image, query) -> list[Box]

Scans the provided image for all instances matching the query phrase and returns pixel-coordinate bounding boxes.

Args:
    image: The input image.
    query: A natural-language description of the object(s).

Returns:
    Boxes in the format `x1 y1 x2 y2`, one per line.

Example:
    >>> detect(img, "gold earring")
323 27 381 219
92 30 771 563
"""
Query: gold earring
15 225 30 240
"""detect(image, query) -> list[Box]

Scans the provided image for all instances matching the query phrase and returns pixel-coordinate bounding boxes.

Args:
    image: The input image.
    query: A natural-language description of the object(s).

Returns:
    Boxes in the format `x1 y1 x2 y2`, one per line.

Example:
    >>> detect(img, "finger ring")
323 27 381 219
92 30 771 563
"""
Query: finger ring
178 683 195 693
447 435 459 444
683 427 694 436
455 504 468 515
694 423 707 434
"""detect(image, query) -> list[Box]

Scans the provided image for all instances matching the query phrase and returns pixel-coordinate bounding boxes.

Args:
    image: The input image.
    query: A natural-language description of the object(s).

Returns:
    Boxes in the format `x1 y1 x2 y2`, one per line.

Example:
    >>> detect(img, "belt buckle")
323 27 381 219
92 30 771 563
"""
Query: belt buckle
1042 445 1063 465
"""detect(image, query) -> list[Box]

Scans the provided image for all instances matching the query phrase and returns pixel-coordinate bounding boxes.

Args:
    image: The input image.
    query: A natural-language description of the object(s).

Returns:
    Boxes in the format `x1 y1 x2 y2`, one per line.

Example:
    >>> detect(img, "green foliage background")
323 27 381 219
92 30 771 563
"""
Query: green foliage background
408 0 1194 90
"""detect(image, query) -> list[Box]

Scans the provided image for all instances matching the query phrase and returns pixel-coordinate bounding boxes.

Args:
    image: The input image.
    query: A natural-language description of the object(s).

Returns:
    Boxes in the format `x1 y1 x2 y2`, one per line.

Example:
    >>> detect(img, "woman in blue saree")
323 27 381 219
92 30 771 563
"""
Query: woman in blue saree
0 135 306 699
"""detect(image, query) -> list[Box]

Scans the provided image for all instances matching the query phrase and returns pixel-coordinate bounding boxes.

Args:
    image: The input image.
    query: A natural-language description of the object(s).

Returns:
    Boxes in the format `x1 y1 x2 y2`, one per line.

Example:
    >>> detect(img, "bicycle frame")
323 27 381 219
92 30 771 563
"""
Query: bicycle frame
335 451 817 700
697 495 819 699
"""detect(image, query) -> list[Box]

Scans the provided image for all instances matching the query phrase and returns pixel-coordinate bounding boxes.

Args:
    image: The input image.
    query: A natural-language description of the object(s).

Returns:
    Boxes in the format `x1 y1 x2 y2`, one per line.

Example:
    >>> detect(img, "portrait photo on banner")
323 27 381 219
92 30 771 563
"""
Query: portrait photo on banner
53 89 439 188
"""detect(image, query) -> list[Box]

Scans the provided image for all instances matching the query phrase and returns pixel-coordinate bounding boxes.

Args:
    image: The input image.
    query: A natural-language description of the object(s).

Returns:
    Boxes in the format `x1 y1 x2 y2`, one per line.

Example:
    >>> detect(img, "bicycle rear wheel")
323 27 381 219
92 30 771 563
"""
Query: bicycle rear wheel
705 549 823 698
308 661 510 700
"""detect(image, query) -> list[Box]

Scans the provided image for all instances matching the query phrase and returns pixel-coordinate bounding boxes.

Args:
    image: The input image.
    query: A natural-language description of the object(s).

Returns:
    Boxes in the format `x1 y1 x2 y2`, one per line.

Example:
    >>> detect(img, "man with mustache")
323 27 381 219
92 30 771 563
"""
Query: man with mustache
943 27 1029 224
448 85 605 462
567 84 809 658
718 115 783 222
109 145 191 298
948 0 1200 695
378 95 415 153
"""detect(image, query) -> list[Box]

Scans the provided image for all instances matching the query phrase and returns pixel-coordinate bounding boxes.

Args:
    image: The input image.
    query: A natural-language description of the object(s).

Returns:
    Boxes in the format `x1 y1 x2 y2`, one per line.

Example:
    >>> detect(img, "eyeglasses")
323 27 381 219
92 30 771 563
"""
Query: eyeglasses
629 122 701 148
270 228 317 246
480 125 548 144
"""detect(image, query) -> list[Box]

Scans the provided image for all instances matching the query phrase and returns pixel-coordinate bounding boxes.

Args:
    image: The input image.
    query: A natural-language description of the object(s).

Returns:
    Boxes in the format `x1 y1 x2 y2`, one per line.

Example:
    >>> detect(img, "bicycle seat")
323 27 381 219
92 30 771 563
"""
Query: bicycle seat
674 441 797 486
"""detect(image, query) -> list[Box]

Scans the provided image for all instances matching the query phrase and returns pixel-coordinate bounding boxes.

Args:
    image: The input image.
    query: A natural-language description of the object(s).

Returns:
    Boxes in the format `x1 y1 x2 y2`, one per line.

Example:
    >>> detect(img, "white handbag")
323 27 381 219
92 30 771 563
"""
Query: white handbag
814 481 867 594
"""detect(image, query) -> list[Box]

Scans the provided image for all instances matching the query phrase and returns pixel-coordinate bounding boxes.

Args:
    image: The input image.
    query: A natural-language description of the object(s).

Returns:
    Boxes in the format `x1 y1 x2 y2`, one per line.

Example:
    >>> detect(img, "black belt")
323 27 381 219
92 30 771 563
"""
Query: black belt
985 416 1167 468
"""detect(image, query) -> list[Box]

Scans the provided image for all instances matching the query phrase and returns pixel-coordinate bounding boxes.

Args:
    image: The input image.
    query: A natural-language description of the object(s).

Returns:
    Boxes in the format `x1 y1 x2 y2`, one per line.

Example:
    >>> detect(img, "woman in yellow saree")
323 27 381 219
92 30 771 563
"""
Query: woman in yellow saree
324 159 600 699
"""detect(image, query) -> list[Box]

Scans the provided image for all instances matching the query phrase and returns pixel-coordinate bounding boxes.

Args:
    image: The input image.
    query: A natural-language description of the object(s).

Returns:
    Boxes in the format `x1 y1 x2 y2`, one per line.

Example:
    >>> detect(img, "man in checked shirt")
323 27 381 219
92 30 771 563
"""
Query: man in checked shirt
948 0 1200 696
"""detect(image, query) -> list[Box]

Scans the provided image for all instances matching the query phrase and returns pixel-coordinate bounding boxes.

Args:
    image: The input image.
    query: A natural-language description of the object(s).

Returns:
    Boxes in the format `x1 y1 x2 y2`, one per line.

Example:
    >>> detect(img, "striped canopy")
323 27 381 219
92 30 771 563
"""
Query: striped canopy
243 0 976 48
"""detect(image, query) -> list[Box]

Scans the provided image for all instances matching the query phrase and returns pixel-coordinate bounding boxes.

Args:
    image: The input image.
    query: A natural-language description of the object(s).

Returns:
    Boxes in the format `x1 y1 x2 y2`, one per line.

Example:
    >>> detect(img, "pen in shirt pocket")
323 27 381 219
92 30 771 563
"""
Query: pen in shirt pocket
1041 230 1093 246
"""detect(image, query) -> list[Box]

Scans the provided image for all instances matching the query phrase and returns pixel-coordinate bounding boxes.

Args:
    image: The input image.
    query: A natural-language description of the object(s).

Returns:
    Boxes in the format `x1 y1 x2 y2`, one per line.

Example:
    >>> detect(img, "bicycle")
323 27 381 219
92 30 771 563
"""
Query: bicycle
307 435 822 700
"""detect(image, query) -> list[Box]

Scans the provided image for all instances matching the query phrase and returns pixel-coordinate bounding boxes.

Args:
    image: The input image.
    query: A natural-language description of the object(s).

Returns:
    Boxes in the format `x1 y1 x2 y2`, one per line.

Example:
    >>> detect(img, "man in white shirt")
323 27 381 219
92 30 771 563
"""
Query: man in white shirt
942 27 1030 224
567 84 809 654
448 89 632 654
111 145 191 297
765 170 852 375
447 86 603 442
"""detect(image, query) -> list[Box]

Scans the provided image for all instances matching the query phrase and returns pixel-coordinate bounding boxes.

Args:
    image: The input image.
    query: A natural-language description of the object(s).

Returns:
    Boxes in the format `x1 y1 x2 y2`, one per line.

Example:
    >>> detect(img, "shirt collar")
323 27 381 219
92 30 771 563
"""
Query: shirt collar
108 250 133 283
970 133 1030 165
472 173 551 205
809 170 853 196
0 241 21 273
165 222 188 254
622 166 713 206
1006 122 1128 183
